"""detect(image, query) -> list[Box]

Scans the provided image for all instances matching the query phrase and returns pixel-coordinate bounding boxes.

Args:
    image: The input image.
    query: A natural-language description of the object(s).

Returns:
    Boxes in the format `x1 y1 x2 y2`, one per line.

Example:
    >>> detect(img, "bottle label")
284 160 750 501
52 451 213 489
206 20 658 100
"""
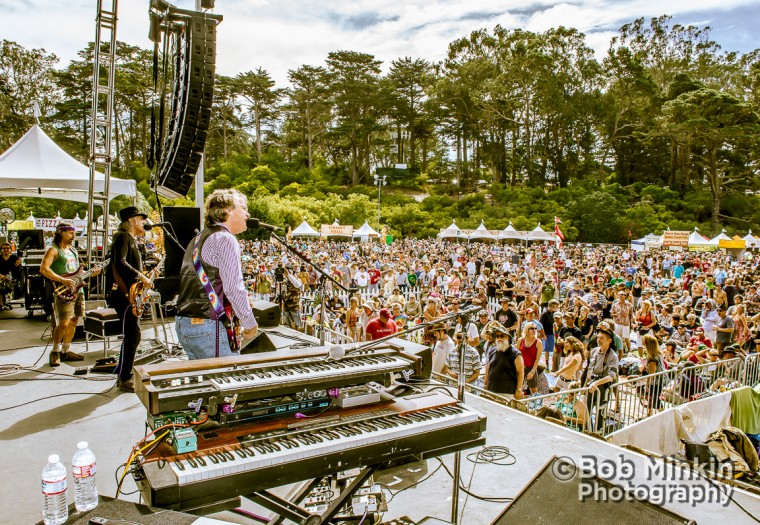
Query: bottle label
72 461 97 478
42 477 67 495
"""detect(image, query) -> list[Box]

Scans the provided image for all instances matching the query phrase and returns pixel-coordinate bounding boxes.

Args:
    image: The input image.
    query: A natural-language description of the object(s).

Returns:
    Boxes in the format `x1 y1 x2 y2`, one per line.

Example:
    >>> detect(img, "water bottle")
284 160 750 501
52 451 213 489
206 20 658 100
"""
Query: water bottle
71 441 98 511
41 454 68 525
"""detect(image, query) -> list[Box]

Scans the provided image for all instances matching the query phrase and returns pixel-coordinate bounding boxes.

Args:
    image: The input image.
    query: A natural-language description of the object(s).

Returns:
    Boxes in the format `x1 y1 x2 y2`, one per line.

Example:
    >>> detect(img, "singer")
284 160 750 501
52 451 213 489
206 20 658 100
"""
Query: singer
108 206 152 392
175 189 258 359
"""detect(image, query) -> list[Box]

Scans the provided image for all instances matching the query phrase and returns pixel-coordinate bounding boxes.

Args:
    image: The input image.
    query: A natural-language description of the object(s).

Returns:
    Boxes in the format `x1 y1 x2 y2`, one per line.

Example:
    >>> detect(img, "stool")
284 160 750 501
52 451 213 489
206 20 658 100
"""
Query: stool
84 302 122 357
146 289 172 346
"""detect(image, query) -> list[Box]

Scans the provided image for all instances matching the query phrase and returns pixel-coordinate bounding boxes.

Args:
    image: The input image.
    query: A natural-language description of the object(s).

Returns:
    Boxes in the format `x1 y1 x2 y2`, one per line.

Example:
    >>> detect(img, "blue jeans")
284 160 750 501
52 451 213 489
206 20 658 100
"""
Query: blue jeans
544 334 555 370
176 316 236 360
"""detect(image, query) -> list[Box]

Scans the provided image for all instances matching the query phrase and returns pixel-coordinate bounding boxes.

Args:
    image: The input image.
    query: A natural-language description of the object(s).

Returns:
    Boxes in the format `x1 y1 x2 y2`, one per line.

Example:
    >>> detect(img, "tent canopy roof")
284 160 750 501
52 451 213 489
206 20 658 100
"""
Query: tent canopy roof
0 125 136 203
353 221 379 237
469 221 496 240
291 220 319 236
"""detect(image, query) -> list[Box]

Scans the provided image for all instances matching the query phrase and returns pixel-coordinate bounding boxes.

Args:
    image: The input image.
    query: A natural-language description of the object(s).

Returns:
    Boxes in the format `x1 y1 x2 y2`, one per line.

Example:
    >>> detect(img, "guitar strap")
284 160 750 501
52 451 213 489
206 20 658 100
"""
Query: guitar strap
192 234 230 358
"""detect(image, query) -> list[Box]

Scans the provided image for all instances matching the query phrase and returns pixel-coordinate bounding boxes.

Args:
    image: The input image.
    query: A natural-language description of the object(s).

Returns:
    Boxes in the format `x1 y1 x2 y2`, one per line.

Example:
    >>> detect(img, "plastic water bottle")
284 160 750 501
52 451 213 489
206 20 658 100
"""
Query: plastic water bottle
41 454 68 525
71 441 98 511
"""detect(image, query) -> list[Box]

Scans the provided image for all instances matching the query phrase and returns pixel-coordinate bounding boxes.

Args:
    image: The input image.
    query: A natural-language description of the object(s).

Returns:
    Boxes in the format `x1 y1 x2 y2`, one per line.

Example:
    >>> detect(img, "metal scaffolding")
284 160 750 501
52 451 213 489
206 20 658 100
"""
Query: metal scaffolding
86 0 118 295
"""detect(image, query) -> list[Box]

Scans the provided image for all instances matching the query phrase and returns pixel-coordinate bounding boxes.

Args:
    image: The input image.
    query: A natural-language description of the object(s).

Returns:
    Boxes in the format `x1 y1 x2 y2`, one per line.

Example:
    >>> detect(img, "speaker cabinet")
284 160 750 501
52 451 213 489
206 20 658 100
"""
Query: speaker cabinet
17 230 44 250
162 207 201 278
252 300 281 328
491 456 696 525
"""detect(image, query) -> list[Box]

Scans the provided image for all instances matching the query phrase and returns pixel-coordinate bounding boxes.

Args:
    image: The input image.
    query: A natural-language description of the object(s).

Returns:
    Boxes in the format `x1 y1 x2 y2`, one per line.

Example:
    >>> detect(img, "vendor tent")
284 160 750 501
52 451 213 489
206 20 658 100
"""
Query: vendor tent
742 231 759 249
499 222 524 242
469 221 497 242
291 220 320 237
437 220 468 240
526 223 554 242
0 125 136 203
709 230 732 245
352 221 379 238
688 229 715 251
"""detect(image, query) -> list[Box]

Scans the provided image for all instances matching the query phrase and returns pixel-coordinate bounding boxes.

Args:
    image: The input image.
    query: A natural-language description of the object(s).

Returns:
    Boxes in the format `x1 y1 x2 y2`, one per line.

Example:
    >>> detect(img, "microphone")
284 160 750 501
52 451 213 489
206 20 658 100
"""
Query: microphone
328 344 345 361
247 218 282 232
145 221 171 229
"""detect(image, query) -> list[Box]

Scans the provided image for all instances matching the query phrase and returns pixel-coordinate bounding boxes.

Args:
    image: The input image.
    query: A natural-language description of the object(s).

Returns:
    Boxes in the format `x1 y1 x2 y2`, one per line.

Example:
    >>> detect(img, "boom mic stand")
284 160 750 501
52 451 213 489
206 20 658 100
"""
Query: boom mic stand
266 230 355 345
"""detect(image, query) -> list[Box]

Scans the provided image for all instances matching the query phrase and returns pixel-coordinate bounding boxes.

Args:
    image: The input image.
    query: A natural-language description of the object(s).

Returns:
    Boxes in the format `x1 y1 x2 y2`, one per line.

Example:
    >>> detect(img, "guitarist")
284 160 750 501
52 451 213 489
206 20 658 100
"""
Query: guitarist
175 189 258 360
109 206 152 392
40 223 93 366
0 242 21 310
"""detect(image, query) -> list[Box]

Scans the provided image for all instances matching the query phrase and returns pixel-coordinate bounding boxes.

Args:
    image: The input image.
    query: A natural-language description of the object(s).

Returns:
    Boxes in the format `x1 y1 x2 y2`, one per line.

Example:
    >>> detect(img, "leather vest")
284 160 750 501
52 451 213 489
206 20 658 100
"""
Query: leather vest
176 226 226 320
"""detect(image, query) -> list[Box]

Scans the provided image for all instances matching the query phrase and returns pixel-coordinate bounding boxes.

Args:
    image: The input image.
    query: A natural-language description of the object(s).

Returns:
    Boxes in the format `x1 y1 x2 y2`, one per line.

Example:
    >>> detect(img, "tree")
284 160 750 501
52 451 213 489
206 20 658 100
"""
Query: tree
235 68 284 162
326 51 384 186
386 57 432 169
658 88 759 232
285 65 331 171
0 40 59 148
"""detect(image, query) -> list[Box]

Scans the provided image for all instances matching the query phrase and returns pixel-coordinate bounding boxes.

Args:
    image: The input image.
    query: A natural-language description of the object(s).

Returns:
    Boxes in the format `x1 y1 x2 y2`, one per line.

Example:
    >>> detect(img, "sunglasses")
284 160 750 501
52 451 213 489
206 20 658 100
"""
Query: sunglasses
528 327 536 331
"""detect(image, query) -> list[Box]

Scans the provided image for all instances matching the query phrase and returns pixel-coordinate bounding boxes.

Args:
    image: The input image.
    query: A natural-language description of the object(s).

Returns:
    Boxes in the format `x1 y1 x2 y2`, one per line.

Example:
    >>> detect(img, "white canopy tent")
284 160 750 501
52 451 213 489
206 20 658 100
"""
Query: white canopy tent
526 223 555 242
437 220 468 240
687 229 714 251
0 125 136 203
352 220 379 238
291 220 320 237
709 230 732 245
500 222 525 242
469 221 498 242
743 231 759 249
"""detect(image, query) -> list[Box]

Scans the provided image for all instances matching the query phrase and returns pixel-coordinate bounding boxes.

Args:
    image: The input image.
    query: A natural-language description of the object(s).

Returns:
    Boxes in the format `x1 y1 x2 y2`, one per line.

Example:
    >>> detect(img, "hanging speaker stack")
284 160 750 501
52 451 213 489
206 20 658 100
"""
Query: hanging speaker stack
149 2 222 199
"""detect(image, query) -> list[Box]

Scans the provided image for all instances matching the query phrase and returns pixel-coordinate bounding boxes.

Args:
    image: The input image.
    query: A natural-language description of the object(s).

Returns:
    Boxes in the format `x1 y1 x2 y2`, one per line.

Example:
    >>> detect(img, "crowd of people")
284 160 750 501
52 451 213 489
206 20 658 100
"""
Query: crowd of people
234 234 759 429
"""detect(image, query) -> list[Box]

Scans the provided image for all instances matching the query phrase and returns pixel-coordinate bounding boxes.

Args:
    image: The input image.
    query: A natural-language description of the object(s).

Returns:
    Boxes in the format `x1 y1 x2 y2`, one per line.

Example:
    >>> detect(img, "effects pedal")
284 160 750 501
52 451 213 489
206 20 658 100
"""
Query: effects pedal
73 366 89 376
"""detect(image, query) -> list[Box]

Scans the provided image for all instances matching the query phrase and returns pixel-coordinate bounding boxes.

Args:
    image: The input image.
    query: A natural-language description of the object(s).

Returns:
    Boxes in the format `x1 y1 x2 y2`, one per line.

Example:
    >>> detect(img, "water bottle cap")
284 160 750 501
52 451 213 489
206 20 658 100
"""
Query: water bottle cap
48 454 59 463
77 441 88 449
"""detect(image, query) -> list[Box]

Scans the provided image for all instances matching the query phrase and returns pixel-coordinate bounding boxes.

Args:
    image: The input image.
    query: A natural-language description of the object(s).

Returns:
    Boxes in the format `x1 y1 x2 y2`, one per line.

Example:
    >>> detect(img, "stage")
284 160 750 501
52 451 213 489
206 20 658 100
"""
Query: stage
1 311 758 524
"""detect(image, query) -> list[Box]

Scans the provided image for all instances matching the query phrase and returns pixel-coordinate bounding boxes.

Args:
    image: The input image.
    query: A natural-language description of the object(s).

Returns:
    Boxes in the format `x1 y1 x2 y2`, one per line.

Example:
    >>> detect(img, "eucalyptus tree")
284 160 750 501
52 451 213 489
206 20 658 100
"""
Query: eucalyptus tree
285 64 331 171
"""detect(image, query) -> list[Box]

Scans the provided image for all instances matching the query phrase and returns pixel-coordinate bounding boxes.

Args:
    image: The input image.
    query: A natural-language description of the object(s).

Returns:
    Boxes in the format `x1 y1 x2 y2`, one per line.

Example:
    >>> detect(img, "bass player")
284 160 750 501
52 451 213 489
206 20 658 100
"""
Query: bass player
109 206 152 392
175 189 258 360
40 223 99 366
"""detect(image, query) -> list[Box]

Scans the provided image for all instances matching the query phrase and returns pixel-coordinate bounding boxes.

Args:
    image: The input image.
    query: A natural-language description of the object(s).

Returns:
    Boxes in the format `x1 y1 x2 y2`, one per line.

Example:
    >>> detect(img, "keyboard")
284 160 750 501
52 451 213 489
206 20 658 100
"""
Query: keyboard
136 392 486 510
134 344 426 415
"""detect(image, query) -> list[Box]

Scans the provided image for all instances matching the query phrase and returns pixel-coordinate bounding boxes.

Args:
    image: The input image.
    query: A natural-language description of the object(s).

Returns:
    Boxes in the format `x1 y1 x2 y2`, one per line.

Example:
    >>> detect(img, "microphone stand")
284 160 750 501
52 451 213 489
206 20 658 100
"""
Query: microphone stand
267 231 354 345
450 309 473 525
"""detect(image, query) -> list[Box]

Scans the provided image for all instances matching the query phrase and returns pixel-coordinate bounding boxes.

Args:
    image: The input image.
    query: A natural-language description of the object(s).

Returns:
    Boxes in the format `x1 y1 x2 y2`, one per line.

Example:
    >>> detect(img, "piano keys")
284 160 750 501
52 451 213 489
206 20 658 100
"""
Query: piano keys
134 344 427 416
136 392 486 511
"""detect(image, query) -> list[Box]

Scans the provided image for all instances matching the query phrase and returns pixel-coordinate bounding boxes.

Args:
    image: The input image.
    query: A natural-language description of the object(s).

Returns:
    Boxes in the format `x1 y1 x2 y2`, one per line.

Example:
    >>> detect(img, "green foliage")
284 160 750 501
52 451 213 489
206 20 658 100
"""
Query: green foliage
1 18 759 241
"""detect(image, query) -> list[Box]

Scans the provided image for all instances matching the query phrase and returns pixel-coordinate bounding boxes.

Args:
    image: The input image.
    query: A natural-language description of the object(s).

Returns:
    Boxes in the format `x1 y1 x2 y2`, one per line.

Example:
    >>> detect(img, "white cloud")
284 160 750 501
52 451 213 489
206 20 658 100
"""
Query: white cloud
1 0 756 86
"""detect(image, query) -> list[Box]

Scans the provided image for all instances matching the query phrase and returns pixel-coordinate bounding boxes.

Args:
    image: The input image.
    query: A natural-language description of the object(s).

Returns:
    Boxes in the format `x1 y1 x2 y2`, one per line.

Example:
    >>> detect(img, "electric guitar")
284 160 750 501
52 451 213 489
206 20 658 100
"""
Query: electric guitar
53 259 110 303
222 297 243 352
129 255 164 317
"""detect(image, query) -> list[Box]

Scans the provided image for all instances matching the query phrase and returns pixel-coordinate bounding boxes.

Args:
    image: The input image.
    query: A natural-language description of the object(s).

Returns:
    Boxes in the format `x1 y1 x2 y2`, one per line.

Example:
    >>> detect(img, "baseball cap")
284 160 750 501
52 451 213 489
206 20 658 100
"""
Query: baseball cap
525 308 535 314
379 308 391 318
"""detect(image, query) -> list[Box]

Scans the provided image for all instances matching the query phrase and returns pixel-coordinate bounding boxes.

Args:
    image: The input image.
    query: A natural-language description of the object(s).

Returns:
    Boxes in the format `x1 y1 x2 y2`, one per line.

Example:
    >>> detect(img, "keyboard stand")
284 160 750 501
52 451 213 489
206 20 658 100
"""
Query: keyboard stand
248 464 379 525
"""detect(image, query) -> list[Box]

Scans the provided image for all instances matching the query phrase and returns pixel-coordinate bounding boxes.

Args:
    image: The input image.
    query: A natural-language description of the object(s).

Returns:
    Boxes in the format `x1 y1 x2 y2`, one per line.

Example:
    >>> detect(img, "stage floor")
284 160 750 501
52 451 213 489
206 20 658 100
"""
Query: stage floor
1 313 758 524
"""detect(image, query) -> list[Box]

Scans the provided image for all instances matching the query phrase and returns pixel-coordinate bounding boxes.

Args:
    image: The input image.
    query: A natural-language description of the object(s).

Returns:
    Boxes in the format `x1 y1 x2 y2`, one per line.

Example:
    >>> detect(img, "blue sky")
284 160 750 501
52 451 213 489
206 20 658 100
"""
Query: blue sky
1 0 757 85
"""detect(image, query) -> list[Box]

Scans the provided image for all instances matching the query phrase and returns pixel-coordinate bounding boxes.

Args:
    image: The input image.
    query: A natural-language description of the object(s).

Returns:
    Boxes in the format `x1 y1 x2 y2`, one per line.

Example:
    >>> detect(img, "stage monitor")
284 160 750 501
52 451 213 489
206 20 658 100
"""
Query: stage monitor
491 456 696 525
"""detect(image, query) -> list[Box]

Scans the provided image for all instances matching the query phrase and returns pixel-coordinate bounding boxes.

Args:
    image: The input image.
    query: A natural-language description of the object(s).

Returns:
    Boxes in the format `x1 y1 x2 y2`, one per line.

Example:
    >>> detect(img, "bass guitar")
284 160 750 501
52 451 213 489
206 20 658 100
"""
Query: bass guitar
53 258 110 303
129 255 164 317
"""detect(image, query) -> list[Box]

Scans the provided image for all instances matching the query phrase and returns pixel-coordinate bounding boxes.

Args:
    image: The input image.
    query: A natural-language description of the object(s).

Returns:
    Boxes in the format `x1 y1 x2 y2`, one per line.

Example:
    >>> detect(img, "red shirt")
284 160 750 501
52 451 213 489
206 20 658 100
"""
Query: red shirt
518 337 539 369
368 268 381 284
365 318 398 340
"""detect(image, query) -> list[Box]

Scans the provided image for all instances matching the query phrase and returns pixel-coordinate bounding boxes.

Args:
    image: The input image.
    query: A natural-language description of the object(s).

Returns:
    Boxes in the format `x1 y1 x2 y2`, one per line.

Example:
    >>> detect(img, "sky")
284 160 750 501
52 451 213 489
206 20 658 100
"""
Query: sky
1 0 758 86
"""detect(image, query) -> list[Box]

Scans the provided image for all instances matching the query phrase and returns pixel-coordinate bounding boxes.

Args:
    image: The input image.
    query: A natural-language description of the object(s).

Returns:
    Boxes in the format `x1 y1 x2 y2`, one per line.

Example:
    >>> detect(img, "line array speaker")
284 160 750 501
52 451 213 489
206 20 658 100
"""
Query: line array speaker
152 10 222 199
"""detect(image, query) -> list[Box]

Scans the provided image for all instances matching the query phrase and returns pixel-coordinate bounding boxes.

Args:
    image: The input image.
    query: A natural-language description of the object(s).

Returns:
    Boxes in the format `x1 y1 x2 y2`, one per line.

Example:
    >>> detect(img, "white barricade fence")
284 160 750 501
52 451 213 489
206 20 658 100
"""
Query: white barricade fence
743 352 760 387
